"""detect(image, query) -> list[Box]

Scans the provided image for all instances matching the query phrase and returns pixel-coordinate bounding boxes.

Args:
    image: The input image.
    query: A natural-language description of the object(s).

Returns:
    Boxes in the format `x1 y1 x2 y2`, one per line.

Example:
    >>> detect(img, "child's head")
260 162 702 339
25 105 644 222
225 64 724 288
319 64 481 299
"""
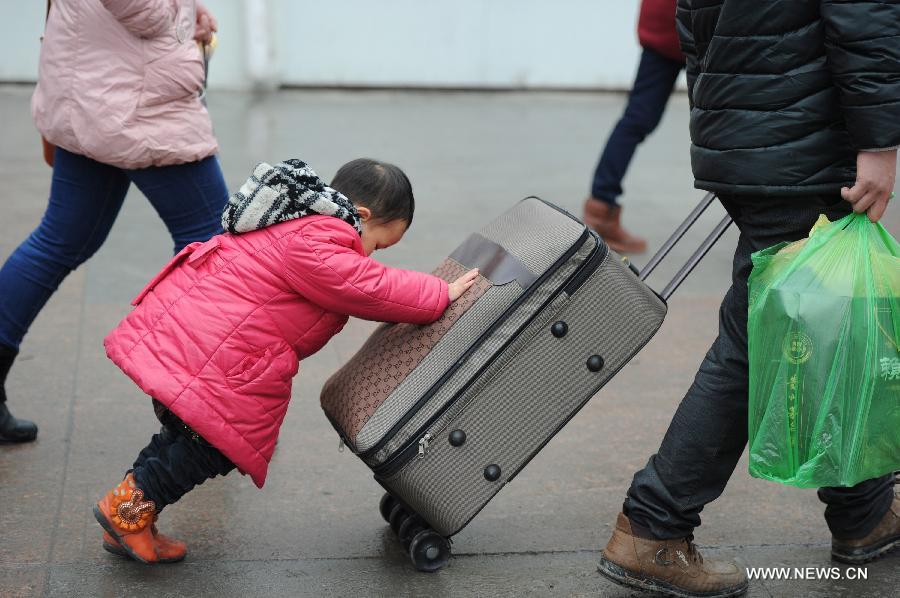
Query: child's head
331 158 415 256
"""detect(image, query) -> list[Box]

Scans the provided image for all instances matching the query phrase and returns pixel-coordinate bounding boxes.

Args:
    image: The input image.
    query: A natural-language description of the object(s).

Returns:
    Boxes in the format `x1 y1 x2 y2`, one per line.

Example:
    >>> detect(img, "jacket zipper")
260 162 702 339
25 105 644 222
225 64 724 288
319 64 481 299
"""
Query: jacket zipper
372 233 607 478
359 228 591 462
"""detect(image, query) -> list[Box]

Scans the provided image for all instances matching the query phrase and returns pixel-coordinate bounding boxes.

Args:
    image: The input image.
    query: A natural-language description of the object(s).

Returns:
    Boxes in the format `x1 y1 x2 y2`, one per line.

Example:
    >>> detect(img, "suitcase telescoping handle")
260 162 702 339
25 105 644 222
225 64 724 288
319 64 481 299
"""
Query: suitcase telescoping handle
638 192 733 301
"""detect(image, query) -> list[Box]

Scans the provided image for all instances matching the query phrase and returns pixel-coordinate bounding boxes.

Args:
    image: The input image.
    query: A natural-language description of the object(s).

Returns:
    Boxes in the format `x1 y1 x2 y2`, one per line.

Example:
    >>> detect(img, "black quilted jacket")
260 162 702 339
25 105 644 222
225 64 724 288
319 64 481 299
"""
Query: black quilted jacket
677 0 900 196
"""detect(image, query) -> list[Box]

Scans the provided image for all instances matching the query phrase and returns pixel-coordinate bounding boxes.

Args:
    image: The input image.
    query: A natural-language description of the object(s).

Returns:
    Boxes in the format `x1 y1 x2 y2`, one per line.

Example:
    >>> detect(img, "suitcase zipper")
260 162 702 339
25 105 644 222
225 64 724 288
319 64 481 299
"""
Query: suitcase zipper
359 228 592 462
417 433 433 458
372 234 608 478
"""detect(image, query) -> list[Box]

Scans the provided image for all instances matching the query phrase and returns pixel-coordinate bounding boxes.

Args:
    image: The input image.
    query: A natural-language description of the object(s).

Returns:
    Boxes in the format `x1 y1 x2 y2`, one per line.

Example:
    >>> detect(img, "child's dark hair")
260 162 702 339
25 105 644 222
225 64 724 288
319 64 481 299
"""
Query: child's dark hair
330 158 415 227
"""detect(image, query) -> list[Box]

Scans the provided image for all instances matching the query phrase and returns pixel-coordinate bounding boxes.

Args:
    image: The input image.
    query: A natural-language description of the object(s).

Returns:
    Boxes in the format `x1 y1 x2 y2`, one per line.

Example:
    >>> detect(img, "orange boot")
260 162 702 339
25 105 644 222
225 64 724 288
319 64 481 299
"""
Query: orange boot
94 473 163 563
101 514 187 563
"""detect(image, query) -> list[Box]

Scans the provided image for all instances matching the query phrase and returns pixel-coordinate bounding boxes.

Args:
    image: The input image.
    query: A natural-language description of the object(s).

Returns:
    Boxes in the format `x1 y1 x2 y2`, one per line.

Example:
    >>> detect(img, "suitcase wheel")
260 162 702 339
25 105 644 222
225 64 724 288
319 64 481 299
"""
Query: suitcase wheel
379 492 397 523
408 529 451 572
398 514 426 551
378 492 452 572
388 503 408 534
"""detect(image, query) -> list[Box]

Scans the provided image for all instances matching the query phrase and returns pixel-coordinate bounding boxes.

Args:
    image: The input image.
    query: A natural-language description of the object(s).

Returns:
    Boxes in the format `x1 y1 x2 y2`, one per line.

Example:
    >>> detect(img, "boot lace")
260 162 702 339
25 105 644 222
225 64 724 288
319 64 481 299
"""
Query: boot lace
684 534 704 565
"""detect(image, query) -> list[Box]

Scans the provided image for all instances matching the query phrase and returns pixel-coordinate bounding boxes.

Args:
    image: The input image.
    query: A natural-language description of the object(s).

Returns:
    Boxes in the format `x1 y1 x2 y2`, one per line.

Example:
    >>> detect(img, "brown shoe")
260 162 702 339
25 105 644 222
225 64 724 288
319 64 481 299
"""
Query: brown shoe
598 513 748 598
832 493 900 564
582 198 648 254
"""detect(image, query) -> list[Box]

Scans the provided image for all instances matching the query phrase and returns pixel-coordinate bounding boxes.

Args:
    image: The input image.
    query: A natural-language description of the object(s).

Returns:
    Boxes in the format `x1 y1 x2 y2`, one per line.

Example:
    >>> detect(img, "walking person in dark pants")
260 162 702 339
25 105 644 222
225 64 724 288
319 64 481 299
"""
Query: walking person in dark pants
582 0 685 254
0 0 227 443
597 1 899 596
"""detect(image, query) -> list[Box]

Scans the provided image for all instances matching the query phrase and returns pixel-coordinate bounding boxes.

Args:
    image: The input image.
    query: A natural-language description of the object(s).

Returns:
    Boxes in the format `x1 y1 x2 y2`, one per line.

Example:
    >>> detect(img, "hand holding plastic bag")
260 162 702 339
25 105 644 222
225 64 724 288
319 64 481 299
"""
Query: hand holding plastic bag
747 213 899 488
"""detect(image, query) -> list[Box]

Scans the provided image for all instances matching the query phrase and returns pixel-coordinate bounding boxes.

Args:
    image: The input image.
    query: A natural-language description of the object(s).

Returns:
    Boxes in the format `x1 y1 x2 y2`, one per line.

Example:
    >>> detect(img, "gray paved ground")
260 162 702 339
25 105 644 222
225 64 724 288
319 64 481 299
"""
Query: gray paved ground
0 86 897 598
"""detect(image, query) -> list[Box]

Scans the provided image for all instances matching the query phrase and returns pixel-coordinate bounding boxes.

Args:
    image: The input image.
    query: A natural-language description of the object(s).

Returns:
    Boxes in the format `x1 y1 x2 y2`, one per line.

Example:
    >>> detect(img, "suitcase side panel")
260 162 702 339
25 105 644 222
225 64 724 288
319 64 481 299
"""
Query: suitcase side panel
321 259 495 445
353 279 521 452
379 252 667 536
322 197 585 451
364 237 599 467
358 200 587 453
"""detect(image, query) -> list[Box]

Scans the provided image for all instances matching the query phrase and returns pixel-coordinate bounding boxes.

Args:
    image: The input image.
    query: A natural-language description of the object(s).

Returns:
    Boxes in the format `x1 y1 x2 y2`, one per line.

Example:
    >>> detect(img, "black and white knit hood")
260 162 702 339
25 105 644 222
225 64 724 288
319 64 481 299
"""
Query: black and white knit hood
221 159 362 235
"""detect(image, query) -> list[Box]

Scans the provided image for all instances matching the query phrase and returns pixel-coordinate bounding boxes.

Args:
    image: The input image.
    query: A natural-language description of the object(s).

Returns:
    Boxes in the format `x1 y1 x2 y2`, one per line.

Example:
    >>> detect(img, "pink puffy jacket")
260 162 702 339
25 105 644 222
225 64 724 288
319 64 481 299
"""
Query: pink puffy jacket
104 216 449 487
32 0 217 169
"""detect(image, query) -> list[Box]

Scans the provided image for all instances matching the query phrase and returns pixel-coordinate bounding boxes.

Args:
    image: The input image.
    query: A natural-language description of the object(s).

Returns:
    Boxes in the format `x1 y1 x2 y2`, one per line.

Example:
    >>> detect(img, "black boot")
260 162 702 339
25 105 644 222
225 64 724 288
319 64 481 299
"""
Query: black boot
0 345 37 443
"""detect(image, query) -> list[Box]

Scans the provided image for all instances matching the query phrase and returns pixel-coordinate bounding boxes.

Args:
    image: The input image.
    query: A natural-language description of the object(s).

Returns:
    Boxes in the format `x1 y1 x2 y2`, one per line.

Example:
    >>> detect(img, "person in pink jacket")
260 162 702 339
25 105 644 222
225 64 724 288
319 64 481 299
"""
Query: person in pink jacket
93 158 479 564
0 0 227 443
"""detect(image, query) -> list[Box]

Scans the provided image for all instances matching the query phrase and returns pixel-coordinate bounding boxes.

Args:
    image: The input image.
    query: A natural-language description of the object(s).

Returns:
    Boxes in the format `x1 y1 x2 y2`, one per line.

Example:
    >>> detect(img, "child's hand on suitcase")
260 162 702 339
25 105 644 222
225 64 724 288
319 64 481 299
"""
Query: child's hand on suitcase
449 268 480 302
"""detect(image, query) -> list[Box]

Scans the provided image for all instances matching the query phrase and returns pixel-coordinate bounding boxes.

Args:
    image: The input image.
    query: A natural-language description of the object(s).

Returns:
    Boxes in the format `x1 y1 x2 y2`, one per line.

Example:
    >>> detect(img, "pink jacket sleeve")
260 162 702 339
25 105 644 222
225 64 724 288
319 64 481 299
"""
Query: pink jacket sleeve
283 219 450 325
99 0 177 39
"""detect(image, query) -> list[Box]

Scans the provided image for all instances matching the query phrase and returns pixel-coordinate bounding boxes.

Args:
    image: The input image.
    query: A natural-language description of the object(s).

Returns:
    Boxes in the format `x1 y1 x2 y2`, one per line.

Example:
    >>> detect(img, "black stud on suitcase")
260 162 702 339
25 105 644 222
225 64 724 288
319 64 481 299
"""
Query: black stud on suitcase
321 193 731 571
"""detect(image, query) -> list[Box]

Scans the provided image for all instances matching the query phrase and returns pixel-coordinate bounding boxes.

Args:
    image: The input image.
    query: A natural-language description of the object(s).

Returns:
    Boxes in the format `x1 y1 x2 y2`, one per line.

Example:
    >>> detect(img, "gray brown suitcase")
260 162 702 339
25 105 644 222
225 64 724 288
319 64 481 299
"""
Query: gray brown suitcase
320 194 731 571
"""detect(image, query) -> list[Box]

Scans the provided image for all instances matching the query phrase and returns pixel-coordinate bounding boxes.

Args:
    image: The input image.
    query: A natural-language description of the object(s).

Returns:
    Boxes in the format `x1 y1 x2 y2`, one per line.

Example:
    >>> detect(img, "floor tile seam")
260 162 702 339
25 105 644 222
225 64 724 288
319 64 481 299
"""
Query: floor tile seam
4 540 839 570
44 277 89 575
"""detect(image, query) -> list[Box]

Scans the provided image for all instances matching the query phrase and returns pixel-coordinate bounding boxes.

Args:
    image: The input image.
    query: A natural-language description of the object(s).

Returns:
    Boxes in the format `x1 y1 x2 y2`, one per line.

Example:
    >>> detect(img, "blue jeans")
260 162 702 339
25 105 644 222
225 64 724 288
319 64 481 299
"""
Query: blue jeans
590 47 684 205
0 148 228 350
624 194 895 540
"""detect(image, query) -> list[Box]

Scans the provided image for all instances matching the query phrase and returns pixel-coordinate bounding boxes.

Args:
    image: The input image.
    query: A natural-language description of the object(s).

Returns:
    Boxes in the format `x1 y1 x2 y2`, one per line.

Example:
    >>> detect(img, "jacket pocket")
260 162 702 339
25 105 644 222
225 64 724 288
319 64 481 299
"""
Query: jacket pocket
226 348 277 389
224 344 297 396
139 42 204 108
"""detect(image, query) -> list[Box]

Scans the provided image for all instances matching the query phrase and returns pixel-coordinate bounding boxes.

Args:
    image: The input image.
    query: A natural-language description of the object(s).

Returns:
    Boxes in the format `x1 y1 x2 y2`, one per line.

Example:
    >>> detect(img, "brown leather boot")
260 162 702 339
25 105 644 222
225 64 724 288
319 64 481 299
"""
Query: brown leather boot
598 513 749 597
832 493 900 564
582 198 648 254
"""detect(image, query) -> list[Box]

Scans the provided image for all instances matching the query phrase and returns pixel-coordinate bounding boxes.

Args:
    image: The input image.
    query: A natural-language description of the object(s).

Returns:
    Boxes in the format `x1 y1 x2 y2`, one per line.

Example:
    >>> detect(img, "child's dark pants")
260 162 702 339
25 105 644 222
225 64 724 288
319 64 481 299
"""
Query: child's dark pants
131 401 236 511
623 194 896 541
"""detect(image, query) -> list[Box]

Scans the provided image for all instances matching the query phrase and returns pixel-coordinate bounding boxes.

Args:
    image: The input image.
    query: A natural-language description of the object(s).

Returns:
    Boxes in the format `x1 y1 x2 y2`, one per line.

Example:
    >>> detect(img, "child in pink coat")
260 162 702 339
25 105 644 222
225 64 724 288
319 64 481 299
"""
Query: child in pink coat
94 158 478 564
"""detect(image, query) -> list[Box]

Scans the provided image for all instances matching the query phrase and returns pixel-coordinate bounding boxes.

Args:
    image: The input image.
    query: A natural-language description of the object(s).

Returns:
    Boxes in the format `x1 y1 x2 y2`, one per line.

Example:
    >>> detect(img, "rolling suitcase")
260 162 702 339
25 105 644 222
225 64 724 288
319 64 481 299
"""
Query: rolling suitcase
320 193 731 571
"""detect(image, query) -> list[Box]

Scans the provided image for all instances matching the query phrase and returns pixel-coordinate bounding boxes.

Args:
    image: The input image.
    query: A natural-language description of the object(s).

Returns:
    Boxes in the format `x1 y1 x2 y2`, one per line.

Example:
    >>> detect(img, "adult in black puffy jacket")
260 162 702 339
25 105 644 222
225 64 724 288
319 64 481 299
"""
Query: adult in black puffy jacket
597 2 899 597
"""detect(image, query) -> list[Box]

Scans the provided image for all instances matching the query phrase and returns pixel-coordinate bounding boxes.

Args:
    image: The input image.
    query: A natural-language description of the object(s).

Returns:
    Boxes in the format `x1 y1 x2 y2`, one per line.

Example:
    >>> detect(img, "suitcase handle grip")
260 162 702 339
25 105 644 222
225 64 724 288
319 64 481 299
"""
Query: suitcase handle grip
638 192 733 301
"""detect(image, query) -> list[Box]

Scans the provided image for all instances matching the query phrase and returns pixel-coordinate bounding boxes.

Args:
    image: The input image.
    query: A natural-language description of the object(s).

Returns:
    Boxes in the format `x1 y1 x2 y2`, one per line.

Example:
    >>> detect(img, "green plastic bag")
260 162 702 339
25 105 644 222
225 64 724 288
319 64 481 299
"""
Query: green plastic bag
747 212 900 488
